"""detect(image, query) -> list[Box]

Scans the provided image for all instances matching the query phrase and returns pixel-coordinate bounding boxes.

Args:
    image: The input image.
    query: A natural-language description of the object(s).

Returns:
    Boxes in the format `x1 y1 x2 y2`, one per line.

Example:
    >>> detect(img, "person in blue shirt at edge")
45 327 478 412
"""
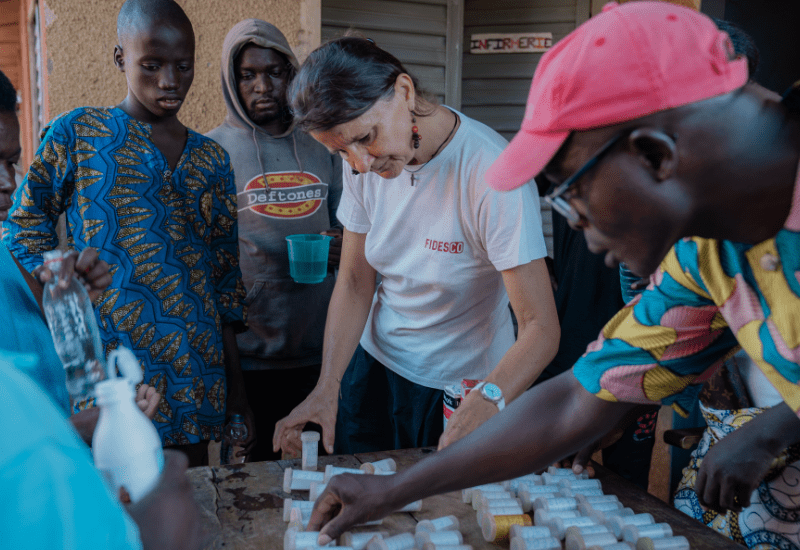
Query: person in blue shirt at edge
303 4 800 549
0 69 203 550
4 0 253 467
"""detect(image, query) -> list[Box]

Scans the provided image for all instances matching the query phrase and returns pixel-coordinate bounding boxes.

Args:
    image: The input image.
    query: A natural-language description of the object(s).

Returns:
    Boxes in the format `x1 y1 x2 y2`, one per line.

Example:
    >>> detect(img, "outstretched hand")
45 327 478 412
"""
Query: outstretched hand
307 473 399 545
34 247 112 302
273 385 338 455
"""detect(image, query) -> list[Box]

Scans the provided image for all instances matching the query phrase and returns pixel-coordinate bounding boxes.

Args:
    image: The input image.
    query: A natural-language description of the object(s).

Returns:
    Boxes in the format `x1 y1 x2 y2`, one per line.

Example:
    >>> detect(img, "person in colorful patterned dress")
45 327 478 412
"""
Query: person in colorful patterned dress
297 4 800 549
4 0 251 466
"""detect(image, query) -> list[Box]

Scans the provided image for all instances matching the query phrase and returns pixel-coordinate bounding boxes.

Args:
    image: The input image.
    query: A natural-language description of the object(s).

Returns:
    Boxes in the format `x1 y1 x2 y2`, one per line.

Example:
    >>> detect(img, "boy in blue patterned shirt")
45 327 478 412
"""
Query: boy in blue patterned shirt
5 0 253 466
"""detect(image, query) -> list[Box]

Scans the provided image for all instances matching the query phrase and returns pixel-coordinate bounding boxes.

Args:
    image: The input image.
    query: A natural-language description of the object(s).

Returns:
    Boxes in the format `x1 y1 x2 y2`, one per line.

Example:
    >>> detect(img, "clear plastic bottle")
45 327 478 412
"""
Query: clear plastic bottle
41 249 105 403
220 414 248 464
92 347 163 503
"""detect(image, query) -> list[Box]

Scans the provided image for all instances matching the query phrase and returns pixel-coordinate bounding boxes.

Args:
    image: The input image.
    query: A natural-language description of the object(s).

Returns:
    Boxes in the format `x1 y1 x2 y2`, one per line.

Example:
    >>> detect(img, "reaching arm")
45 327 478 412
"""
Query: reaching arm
439 257 560 448
273 229 376 455
309 370 635 543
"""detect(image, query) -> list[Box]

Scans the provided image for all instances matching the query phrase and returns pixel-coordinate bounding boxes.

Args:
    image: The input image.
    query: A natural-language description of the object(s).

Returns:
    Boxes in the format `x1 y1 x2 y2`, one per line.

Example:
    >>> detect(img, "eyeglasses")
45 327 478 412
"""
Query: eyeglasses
544 133 625 224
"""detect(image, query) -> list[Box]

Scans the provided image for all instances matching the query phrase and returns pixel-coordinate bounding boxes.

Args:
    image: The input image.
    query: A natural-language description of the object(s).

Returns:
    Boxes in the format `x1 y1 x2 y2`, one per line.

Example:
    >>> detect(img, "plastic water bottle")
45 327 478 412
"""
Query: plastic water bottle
220 414 248 464
92 347 164 503
41 249 105 403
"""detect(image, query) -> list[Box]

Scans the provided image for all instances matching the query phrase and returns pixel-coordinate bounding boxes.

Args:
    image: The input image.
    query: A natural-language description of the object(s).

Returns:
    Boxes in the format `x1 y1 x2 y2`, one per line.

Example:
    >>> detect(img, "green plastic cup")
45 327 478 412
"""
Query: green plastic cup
285 234 333 284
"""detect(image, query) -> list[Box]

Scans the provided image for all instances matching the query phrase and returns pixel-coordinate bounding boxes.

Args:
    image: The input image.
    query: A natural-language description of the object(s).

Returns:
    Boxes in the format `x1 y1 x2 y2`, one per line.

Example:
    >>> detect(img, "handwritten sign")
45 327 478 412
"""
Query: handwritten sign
470 32 553 54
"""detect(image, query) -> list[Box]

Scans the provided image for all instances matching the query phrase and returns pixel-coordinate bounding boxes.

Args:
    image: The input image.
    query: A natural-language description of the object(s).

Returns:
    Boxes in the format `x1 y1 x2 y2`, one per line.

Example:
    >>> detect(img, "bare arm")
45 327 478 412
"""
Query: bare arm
309 370 635 543
273 229 376 454
439 257 560 448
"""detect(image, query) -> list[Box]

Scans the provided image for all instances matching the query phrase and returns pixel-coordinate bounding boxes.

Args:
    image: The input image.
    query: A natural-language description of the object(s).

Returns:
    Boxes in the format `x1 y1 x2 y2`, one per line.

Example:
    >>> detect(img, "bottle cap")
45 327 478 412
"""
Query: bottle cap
231 413 244 424
302 431 321 442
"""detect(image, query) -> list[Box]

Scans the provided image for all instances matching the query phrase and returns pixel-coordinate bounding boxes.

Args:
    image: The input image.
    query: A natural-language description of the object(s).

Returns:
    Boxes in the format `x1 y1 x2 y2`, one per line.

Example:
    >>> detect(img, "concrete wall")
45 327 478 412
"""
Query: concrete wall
41 0 319 133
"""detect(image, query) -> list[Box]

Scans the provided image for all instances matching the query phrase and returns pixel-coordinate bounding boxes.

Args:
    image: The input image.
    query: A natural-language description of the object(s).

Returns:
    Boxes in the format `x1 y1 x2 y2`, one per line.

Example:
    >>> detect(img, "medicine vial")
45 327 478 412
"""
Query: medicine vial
367 532 416 550
622 523 673 543
510 536 562 550
415 530 464 547
607 513 655 538
283 467 325 492
534 508 580 525
283 528 330 550
564 531 618 550
301 431 320 471
360 458 397 474
340 531 387 550
324 464 366 482
416 515 460 533
509 525 552 540
533 496 578 512
283 498 314 521
546 516 596 539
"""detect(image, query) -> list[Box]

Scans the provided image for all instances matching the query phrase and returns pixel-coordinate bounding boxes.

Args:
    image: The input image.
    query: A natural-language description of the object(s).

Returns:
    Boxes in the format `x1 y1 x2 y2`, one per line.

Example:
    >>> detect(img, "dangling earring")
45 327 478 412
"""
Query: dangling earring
352 168 359 175
411 116 421 149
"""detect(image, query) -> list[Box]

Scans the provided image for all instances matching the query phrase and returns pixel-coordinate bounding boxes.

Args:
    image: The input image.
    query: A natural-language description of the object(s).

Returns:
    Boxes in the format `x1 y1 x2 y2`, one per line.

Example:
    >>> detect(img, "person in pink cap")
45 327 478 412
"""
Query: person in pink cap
302 3 800 547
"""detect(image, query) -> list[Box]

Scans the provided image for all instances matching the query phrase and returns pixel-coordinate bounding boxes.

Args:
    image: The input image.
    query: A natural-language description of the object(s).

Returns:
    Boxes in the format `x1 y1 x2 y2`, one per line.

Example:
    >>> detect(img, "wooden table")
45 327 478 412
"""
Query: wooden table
188 448 744 550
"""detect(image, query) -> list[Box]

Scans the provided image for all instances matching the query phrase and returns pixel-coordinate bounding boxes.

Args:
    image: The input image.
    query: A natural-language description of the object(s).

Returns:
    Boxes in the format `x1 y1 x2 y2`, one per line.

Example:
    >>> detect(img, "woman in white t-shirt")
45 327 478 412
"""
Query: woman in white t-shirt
272 37 559 455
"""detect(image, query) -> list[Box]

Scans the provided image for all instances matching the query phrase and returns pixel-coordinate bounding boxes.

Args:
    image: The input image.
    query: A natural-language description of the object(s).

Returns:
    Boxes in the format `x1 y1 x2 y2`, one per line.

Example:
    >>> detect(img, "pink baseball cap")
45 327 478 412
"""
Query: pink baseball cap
486 1 748 192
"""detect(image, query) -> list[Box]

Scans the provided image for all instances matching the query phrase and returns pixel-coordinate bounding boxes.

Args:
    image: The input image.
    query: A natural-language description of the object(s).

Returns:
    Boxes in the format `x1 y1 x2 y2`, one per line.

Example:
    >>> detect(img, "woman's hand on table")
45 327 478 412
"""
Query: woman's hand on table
34 247 112 302
308 473 398 545
437 389 499 450
273 385 339 455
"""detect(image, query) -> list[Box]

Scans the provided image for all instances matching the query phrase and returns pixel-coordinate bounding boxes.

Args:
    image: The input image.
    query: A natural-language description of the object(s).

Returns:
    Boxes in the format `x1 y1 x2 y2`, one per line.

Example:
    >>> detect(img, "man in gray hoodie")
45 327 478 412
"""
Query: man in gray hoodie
207 19 343 461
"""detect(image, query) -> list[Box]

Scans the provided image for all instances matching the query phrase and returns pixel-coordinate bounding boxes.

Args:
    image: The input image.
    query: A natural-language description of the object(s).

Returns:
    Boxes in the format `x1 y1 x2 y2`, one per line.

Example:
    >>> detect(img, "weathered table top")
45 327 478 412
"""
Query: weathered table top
188 447 744 550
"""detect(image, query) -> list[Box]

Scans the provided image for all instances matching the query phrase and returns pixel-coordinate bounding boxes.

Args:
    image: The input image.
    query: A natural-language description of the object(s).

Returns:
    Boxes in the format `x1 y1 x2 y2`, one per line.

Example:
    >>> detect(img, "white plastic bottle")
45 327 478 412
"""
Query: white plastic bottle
41 249 106 403
92 347 163 503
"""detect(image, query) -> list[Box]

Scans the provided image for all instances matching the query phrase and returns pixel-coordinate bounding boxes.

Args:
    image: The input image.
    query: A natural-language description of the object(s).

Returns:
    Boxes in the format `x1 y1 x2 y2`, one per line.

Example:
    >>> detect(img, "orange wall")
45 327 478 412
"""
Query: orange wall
41 0 315 134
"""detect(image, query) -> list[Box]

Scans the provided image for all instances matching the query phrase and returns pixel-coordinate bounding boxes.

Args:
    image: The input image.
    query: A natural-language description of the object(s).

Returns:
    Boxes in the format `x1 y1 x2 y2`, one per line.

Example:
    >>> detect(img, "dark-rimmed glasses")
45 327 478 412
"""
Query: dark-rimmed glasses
544 133 625 224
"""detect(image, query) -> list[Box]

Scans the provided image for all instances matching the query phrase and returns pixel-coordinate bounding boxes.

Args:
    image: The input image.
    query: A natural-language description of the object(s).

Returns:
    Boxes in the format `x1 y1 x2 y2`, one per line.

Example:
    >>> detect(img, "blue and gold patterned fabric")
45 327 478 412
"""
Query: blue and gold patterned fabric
4 106 247 445
574 172 800 419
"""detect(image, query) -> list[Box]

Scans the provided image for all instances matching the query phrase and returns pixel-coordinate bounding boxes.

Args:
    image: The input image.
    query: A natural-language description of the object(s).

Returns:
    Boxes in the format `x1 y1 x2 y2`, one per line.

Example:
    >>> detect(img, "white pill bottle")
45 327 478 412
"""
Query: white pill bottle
92 347 164 502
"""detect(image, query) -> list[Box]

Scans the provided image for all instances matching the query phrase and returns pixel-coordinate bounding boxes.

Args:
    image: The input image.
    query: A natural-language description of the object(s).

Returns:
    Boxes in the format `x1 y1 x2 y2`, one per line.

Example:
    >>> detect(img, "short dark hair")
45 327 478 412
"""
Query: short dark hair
289 37 432 132
0 69 16 113
713 18 759 77
117 0 193 42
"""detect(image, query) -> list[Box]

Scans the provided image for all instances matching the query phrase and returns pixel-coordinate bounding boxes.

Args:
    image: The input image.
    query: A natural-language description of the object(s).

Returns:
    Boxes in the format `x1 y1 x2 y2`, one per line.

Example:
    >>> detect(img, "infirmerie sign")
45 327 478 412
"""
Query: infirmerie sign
470 33 553 54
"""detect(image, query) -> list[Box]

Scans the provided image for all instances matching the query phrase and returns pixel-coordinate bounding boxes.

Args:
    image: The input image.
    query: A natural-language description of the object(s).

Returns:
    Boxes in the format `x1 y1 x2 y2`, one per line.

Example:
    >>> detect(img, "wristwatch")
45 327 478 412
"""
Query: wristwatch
474 381 505 412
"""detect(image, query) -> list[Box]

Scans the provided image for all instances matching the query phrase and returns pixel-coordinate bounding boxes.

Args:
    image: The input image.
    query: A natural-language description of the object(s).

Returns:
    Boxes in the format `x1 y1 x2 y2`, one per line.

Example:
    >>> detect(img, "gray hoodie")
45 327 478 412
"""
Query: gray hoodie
207 19 343 369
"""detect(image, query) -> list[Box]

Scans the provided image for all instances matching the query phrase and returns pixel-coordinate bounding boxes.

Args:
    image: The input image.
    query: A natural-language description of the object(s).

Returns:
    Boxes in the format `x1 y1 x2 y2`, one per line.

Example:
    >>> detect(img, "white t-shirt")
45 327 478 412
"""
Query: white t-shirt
337 110 547 389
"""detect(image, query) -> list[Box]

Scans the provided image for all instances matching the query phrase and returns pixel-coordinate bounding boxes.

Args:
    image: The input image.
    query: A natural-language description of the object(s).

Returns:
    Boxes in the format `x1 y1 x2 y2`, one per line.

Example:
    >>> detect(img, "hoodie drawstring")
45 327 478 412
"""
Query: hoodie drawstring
291 132 304 174
253 126 271 190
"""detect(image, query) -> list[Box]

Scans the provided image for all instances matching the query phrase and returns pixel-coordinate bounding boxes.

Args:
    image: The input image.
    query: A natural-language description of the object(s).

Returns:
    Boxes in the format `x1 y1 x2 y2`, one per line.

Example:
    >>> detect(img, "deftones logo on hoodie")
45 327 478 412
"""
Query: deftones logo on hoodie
238 171 329 219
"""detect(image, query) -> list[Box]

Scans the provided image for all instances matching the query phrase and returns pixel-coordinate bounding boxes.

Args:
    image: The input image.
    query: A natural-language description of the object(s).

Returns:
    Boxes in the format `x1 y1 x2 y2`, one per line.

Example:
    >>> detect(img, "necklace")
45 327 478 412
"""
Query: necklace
404 111 459 186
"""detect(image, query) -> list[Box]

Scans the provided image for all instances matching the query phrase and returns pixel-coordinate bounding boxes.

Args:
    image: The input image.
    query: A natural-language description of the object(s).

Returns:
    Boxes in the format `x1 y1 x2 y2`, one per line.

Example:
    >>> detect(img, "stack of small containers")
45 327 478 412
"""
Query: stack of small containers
461 466 691 550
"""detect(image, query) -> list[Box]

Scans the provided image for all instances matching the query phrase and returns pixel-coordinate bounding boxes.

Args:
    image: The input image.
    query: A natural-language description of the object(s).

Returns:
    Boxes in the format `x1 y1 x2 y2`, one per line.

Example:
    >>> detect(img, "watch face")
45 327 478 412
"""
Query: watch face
482 382 502 402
